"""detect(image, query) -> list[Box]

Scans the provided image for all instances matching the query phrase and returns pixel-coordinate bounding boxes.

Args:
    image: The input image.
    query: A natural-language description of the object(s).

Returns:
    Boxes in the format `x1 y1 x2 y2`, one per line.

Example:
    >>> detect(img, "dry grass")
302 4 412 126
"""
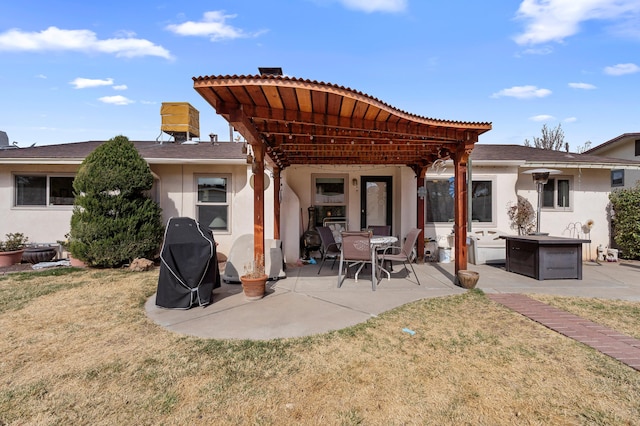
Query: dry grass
0 268 639 425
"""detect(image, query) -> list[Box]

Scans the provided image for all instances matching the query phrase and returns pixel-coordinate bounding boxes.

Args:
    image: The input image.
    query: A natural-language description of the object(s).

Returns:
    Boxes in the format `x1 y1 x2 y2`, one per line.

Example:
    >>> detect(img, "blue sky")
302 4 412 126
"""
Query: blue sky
1 0 638 150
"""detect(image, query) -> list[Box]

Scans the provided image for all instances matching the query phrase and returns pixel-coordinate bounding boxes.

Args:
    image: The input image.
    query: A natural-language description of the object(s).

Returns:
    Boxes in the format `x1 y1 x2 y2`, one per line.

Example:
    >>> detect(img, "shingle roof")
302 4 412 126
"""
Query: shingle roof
471 144 640 167
0 140 246 163
583 133 640 155
2 140 640 169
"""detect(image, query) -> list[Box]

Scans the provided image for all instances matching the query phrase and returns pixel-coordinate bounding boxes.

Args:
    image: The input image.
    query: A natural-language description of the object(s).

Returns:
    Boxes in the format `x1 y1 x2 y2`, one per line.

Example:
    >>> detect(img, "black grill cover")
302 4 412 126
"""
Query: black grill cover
156 217 221 309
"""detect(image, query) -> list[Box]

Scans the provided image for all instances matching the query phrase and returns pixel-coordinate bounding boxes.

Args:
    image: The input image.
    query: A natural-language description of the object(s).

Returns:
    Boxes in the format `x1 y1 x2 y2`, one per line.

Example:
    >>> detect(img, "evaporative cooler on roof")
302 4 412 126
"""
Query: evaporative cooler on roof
160 102 200 142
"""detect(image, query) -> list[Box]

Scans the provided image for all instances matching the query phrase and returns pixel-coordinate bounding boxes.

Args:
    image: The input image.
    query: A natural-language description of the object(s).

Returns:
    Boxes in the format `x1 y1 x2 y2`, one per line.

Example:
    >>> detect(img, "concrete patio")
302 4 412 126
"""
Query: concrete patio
145 259 640 341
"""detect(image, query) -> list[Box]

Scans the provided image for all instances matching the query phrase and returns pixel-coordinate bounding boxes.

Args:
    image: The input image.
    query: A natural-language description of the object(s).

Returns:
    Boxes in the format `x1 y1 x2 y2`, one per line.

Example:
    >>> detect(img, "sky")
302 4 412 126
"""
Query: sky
1 0 639 151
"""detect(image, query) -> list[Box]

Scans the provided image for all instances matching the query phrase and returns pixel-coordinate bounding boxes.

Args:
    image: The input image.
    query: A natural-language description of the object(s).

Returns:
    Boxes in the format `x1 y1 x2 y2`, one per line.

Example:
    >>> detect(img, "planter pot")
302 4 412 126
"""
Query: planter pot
0 249 25 267
23 246 57 264
240 274 268 301
68 254 87 268
456 270 479 289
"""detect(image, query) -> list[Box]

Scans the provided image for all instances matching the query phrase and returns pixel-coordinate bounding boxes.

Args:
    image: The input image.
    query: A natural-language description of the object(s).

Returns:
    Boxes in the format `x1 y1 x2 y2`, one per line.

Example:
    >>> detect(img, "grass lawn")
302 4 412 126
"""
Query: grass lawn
1 268 638 425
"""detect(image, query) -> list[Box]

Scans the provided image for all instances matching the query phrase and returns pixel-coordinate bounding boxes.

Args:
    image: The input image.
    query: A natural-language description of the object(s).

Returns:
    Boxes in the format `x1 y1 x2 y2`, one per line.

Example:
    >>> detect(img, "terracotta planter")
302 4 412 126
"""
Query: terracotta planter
68 254 87 268
0 249 25 267
457 270 479 289
240 274 268 301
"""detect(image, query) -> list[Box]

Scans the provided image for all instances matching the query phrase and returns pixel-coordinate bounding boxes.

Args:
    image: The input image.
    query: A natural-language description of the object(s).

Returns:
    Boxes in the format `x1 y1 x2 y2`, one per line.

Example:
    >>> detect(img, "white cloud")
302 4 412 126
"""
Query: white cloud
113 84 128 91
513 0 640 45
604 63 640 75
338 0 407 13
491 85 552 99
0 26 172 59
166 11 265 41
529 114 554 121
70 77 114 89
568 82 596 89
36 74 47 79
98 95 134 105
564 117 578 122
520 46 554 55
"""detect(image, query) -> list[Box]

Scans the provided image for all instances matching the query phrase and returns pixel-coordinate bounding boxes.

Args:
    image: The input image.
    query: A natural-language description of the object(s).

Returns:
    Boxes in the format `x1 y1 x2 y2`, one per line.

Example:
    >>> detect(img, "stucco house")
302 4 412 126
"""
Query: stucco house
2 137 640 265
584 132 640 189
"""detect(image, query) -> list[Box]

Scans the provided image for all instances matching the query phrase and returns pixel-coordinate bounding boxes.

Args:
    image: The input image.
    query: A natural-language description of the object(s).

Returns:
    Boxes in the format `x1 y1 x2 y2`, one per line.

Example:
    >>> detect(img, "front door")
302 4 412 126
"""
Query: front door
360 176 392 230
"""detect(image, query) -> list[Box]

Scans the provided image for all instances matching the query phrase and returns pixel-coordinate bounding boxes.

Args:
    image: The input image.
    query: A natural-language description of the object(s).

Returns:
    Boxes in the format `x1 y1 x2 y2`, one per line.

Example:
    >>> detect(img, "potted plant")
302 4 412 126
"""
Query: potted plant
0 233 29 267
240 254 267 300
507 195 536 236
57 233 86 267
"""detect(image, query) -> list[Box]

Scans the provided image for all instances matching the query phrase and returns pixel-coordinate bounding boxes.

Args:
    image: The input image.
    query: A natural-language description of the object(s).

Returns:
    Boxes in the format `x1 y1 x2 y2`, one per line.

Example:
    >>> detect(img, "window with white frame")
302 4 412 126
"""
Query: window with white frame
312 174 348 227
425 178 494 223
196 175 230 232
14 174 75 207
542 177 572 210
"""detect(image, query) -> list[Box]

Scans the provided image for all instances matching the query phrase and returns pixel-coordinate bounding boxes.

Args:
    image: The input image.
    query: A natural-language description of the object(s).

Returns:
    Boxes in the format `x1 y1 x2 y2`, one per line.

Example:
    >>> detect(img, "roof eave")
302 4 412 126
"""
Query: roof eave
523 162 640 170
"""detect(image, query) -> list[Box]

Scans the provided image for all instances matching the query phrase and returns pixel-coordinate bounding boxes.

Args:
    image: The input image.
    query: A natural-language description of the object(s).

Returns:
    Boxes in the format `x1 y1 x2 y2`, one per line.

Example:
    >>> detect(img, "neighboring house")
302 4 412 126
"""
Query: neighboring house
584 133 640 189
2 139 640 263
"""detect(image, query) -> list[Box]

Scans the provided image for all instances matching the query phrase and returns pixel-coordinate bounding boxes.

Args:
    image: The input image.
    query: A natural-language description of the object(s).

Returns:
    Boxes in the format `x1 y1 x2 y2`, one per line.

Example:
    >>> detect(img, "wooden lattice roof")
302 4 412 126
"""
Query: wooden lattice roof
193 74 492 170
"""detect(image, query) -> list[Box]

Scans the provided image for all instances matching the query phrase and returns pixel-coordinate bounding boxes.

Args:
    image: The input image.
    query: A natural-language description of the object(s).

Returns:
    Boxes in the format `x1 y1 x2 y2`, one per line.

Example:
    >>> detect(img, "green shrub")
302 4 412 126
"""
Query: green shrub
68 135 164 267
609 184 640 260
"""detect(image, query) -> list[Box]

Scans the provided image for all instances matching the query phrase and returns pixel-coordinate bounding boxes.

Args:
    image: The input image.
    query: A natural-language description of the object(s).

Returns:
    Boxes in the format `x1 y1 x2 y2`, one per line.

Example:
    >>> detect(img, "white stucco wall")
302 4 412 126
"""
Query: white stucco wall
515 168 612 259
0 164 77 245
150 163 255 256
280 164 418 263
0 162 255 257
0 159 619 263
588 140 640 188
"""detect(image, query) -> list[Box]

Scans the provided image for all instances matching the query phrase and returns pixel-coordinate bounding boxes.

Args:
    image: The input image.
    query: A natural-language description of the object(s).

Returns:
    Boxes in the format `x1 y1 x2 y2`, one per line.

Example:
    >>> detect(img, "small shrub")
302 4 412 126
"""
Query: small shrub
609 184 640 259
0 233 29 252
507 195 536 235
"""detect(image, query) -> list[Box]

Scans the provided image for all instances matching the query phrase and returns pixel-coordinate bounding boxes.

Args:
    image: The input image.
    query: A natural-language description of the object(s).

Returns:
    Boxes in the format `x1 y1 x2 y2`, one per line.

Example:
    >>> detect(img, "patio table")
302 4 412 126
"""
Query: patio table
371 236 398 281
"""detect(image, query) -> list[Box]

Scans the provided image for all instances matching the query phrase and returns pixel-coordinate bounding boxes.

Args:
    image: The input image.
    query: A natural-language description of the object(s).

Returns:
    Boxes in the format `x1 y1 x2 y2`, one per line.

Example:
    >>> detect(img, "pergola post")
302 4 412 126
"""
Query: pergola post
453 146 471 274
251 143 265 268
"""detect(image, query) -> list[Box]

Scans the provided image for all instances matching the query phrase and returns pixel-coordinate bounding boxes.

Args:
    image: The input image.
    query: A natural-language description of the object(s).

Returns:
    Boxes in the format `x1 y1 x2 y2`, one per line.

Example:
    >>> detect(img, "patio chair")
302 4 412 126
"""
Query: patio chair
337 231 377 291
316 226 341 274
377 228 422 286
368 225 391 236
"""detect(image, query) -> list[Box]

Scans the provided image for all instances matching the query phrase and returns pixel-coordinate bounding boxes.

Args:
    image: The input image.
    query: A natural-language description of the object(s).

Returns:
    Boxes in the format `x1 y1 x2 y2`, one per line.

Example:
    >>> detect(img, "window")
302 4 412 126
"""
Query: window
425 178 493 223
635 140 640 157
312 174 347 227
611 169 624 187
14 174 75 207
196 175 230 232
542 177 571 209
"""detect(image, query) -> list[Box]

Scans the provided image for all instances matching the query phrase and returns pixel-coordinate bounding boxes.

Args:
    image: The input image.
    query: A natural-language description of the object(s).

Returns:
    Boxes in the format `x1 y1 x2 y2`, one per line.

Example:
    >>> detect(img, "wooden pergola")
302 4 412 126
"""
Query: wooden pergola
193 74 491 275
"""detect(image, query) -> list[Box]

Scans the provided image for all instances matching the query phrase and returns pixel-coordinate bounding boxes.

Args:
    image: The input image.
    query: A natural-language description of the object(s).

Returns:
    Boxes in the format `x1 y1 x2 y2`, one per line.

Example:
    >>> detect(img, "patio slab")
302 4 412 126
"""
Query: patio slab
145 259 640 340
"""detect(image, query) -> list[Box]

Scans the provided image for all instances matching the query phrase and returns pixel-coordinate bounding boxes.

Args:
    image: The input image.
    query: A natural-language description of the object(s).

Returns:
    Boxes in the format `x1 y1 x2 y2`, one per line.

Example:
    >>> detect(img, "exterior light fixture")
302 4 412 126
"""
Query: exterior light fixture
523 168 561 234
417 186 427 199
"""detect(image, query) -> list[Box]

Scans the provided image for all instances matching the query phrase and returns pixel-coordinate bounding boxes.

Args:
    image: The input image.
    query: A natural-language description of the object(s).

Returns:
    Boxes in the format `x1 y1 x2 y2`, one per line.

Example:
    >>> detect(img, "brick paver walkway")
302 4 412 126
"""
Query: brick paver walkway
488 293 640 371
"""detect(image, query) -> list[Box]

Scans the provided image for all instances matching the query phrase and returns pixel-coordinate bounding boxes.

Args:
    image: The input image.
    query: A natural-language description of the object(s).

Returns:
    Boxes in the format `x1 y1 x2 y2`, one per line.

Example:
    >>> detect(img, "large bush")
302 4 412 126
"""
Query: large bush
608 184 640 260
69 135 164 267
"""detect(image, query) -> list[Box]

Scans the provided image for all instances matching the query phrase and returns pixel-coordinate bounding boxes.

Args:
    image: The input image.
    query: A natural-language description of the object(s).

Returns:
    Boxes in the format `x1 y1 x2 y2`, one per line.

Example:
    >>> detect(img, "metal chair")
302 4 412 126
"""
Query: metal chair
337 231 377 291
377 228 422 285
368 225 391 236
316 226 341 274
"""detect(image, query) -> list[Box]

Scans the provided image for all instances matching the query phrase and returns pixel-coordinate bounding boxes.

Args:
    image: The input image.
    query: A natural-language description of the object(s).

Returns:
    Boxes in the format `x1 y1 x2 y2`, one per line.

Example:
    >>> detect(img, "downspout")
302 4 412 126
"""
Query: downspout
467 158 473 232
